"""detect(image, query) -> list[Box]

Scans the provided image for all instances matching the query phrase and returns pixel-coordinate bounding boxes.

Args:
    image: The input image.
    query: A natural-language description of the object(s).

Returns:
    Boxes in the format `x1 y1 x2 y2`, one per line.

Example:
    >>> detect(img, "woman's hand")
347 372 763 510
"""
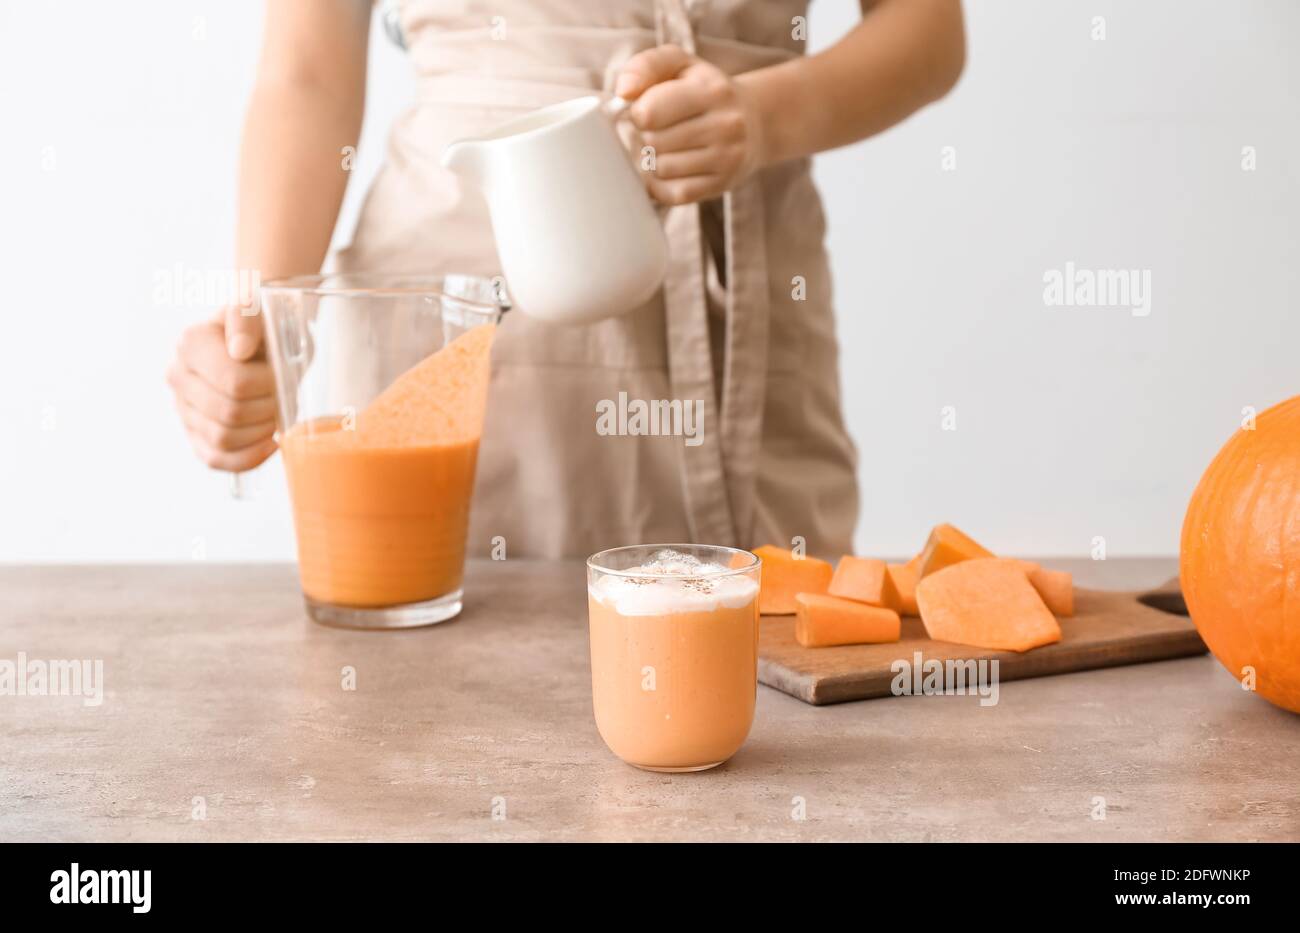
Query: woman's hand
615 45 765 206
166 304 279 472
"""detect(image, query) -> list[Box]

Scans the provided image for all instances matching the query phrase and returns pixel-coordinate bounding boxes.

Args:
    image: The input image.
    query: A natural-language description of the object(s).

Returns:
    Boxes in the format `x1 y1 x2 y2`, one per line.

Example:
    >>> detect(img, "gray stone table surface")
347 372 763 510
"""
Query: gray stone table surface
2 558 1298 842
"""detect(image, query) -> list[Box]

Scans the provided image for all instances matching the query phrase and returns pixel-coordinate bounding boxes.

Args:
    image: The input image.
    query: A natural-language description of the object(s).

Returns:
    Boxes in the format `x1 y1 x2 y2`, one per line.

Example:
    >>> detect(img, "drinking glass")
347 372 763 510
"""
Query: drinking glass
586 544 761 771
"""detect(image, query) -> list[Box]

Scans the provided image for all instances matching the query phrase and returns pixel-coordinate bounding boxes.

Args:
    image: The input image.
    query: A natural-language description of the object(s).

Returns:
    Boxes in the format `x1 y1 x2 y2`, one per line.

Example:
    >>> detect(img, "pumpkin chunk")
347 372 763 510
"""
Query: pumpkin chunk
917 523 995 578
795 593 901 647
916 558 1061 652
753 546 833 615
1027 566 1074 617
829 556 899 608
886 558 921 616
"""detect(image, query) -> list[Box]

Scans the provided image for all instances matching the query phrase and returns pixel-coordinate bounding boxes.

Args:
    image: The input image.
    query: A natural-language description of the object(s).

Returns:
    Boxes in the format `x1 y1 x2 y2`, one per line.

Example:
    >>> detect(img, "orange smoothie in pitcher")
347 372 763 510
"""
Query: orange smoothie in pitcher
587 548 760 772
280 325 494 608
281 424 479 606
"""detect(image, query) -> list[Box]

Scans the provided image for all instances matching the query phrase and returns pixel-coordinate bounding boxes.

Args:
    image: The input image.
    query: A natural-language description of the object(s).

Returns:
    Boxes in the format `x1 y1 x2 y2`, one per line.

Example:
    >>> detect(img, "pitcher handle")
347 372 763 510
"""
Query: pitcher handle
604 95 672 220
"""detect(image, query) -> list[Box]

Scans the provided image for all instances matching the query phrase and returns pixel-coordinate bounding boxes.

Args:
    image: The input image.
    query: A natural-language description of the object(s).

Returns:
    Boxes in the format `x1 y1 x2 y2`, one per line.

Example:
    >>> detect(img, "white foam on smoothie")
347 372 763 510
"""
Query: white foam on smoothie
589 548 759 616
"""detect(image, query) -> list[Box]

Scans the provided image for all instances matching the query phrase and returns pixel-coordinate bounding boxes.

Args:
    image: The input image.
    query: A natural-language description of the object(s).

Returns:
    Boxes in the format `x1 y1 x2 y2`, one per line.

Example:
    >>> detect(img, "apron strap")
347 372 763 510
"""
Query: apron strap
719 183 770 545
656 0 698 54
661 205 737 544
656 0 770 546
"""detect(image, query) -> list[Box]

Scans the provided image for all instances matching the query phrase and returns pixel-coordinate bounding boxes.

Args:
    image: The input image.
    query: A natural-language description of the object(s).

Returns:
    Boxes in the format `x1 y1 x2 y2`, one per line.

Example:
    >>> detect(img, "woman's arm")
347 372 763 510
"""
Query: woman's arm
617 0 966 205
233 0 371 350
743 0 966 167
167 0 369 471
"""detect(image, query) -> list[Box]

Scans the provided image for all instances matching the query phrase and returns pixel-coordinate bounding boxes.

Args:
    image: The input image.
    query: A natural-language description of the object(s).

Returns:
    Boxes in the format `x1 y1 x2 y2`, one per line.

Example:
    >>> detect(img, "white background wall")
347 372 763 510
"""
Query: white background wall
1 0 1296 562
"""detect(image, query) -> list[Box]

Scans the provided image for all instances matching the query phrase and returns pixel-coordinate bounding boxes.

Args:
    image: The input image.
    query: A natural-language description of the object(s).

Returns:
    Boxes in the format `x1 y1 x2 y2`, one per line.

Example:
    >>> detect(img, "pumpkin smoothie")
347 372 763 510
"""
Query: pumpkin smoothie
587 547 760 771
280 324 494 608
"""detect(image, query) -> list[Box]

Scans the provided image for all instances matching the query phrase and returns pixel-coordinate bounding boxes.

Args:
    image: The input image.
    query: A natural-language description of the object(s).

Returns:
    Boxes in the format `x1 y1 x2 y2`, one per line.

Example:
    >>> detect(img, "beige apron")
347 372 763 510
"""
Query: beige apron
332 0 859 559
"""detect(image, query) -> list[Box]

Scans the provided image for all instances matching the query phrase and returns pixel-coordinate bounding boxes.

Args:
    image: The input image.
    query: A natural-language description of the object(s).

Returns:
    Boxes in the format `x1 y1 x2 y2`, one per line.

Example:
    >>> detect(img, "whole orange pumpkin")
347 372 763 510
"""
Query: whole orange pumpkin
1181 395 1300 714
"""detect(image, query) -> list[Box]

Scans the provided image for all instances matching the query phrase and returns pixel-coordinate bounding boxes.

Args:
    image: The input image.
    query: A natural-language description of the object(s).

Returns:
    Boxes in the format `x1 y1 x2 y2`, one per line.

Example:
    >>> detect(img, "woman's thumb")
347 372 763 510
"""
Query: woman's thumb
223 296 262 361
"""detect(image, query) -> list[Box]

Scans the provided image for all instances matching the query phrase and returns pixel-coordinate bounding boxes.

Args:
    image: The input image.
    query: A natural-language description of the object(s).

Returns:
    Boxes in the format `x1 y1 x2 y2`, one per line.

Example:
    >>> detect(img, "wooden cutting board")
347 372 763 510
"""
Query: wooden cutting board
758 578 1205 705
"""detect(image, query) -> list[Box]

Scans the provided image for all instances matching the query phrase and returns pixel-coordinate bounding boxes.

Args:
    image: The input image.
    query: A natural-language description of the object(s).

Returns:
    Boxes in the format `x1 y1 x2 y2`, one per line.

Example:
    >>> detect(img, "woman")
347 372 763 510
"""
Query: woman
166 0 965 558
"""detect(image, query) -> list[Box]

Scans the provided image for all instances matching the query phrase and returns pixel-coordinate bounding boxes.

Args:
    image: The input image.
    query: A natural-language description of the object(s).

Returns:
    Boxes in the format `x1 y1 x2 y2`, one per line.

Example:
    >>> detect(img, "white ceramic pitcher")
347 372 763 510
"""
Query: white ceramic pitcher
441 96 669 326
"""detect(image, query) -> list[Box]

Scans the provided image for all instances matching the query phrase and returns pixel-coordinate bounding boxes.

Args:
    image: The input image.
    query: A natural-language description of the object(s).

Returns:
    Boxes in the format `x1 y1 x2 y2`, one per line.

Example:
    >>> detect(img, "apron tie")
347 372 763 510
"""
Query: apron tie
648 0 769 546
661 206 736 544
718 182 770 545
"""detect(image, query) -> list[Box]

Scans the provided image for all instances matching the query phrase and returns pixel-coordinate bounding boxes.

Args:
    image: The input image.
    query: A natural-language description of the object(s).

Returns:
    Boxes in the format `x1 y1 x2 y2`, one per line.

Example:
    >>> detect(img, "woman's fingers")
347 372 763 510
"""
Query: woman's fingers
176 395 278 465
628 78 712 132
615 44 694 100
641 110 745 155
186 430 278 473
175 395 275 453
651 146 734 180
615 47 761 206
165 360 278 428
168 314 280 471
178 318 276 401
646 174 727 207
